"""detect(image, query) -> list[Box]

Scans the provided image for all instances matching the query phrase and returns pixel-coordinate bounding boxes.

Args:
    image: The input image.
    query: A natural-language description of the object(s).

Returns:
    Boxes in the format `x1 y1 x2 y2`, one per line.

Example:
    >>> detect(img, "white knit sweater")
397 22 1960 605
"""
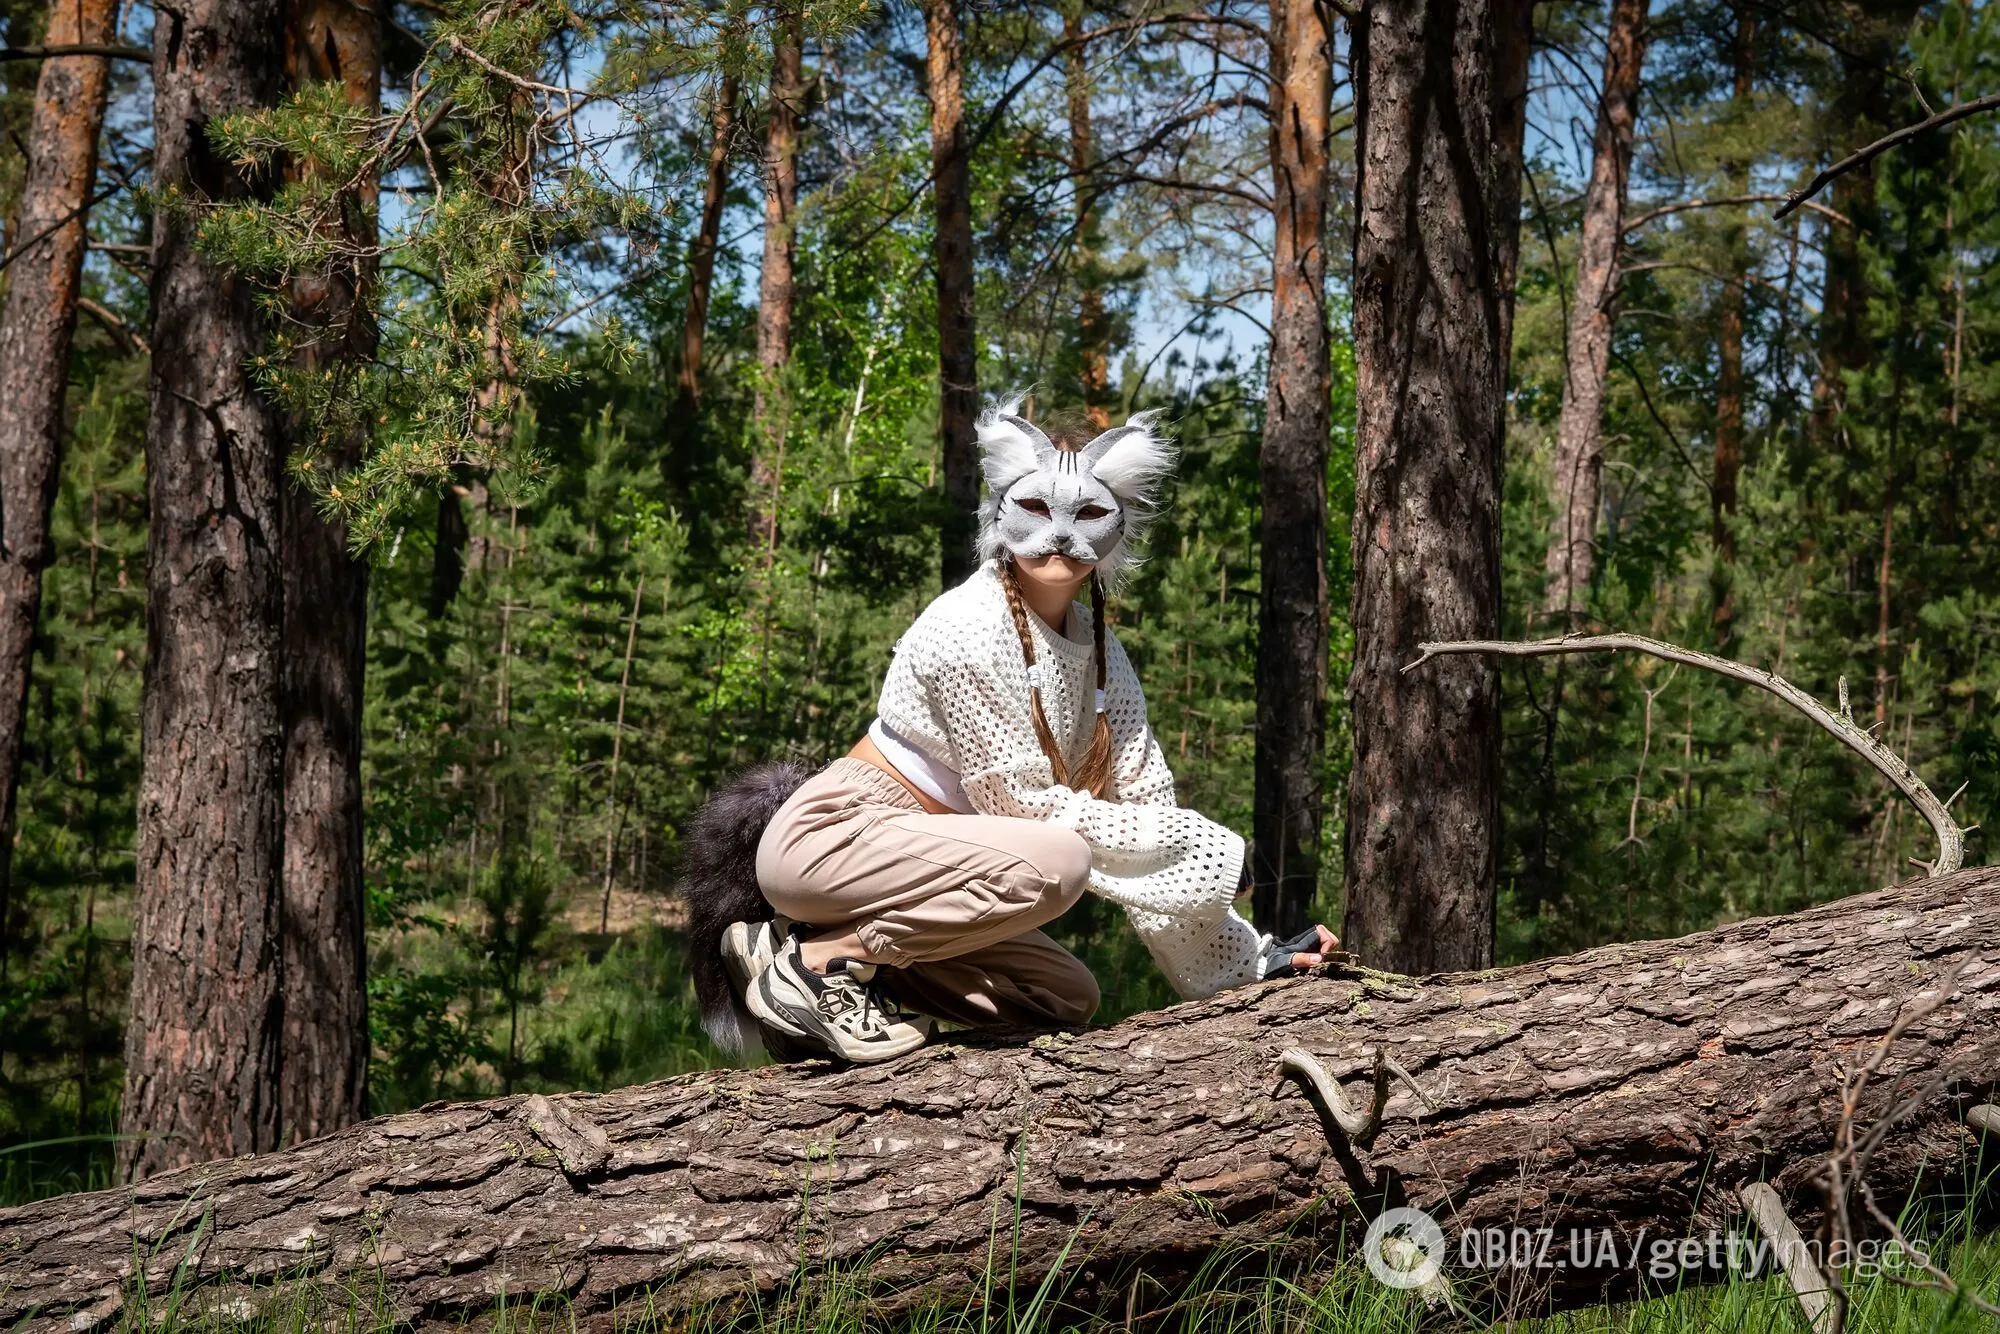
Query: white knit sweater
870 560 1266 998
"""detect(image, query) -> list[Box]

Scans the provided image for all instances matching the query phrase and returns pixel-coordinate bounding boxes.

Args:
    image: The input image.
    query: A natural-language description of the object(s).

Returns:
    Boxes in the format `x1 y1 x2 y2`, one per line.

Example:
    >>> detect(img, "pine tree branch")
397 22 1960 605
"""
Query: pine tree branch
0 183 122 275
1624 193 1852 232
1776 91 2000 220
0 43 150 63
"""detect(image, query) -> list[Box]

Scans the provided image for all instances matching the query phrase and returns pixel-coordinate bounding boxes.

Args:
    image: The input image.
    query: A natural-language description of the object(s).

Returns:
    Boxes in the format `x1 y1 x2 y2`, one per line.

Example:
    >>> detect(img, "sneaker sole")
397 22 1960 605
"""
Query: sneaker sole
725 920 818 1061
745 957 816 1043
750 963 928 1064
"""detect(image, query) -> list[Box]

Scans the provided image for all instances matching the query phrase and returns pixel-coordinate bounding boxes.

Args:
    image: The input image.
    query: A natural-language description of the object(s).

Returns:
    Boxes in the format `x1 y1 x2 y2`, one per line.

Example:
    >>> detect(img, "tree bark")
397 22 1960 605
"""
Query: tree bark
427 485 468 618
1344 0 1510 974
428 66 536 620
1251 0 1332 939
1808 5 1919 451
925 0 979 588
0 0 117 961
121 0 292 1181
675 71 738 413
1709 3 1752 636
750 8 802 555
278 0 378 1146
1542 0 1647 623
10 872 1998 1327
1489 0 1534 362
1063 2 1108 429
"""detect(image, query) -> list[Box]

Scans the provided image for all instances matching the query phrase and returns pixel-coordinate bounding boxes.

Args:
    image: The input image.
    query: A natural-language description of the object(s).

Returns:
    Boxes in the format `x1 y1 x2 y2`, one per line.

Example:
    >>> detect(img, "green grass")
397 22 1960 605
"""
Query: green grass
26 1211 1997 1333
0 1133 120 1203
8 924 1995 1332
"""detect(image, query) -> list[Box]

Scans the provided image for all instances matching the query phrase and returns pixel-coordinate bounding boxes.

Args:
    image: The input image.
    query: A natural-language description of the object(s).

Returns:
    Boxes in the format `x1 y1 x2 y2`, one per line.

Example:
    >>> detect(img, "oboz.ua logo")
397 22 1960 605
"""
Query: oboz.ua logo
1362 1207 1447 1290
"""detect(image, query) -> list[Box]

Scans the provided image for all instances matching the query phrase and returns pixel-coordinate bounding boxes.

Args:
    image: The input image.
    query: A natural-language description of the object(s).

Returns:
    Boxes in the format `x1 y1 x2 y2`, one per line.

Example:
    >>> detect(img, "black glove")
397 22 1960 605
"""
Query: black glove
1261 926 1328 980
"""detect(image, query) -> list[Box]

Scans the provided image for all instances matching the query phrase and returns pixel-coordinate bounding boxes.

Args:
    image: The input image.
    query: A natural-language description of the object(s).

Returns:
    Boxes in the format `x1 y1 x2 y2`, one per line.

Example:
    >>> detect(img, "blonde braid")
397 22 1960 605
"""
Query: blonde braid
999 559 1073 788
1073 574 1115 798
999 559 1114 799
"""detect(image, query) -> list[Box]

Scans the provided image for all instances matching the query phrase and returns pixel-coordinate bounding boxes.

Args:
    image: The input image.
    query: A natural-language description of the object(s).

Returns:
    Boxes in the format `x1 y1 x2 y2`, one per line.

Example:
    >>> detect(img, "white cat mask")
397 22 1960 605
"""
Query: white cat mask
974 402 1175 581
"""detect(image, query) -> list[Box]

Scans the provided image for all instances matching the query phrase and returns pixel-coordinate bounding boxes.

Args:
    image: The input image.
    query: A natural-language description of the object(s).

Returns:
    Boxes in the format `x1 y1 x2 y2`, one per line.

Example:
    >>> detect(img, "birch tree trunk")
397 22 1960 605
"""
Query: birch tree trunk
1344 0 1511 973
121 0 291 1181
0 0 117 957
926 0 980 587
278 0 379 1145
1252 0 1332 939
1542 0 1647 623
750 7 802 554
10 872 1997 1328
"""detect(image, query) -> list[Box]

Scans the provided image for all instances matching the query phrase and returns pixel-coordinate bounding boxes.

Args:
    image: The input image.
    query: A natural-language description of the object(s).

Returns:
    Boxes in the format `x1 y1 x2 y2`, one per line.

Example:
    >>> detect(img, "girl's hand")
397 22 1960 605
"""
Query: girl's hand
1263 924 1339 978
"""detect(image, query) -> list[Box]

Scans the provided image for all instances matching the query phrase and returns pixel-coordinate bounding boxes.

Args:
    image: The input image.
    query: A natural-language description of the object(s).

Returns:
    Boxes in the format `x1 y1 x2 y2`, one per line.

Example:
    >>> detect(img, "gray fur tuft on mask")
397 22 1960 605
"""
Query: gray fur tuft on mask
973 394 1176 584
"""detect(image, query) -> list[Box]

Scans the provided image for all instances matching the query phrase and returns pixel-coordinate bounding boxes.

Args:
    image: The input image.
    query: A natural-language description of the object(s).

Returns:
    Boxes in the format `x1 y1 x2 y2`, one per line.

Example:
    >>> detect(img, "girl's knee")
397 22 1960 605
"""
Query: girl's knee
1051 966 1100 1026
1035 829 1092 905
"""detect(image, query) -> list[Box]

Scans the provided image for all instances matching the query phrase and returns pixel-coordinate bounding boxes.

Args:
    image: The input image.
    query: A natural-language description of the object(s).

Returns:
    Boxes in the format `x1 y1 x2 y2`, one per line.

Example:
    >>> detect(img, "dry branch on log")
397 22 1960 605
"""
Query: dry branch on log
1738 1182 1836 1332
1404 633 1971 876
2 873 1997 1330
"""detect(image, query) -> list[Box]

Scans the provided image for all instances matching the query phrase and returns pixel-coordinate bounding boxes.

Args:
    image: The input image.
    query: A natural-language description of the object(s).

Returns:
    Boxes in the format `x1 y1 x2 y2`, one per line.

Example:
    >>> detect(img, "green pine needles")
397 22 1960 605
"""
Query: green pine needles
188 1 699 549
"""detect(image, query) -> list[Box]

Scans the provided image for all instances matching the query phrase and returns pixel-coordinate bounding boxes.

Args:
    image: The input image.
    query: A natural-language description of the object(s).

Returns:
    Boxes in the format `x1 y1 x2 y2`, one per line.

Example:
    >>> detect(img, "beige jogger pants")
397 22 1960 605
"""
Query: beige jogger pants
755 758 1100 1027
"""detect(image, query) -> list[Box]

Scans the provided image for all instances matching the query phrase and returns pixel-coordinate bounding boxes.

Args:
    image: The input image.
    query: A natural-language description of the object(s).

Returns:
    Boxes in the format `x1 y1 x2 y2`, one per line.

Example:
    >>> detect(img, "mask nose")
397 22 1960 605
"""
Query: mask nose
1051 525 1094 560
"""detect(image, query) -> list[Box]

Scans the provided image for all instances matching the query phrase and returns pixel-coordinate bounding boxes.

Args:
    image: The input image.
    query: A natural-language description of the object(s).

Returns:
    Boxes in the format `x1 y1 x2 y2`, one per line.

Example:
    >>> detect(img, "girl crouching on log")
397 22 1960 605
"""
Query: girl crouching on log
684 401 1335 1063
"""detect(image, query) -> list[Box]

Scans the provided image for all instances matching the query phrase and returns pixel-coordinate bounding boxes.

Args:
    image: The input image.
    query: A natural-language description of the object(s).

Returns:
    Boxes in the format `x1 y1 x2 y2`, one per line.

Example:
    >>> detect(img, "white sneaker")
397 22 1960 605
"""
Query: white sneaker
721 916 789 998
722 917 807 1060
746 935 931 1064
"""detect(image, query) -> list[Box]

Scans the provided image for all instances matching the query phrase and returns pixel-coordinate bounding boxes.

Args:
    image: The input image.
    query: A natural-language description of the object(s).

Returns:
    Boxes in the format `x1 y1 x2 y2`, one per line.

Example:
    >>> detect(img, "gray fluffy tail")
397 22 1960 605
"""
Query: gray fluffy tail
678 761 810 1053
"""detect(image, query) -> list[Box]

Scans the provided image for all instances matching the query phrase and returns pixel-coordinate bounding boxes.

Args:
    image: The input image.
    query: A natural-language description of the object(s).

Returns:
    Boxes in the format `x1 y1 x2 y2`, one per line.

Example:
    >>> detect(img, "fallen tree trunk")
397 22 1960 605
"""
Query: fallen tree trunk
4 872 1998 1329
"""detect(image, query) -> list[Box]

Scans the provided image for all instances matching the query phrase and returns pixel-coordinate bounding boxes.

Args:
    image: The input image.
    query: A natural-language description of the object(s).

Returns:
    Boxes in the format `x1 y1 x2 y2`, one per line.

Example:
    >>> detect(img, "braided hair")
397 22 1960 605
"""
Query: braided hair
996 413 1116 799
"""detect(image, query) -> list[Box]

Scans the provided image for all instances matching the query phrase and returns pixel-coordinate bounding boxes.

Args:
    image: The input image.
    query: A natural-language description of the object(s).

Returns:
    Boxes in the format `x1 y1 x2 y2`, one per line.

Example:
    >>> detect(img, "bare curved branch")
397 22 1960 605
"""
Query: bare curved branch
1777 91 2000 220
1624 193 1851 232
1402 634 1967 877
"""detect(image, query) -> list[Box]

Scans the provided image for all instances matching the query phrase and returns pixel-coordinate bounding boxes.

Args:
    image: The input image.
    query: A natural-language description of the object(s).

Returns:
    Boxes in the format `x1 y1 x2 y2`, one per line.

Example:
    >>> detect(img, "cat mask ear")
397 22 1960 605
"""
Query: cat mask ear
1080 412 1175 511
974 398 1177 584
976 400 1058 500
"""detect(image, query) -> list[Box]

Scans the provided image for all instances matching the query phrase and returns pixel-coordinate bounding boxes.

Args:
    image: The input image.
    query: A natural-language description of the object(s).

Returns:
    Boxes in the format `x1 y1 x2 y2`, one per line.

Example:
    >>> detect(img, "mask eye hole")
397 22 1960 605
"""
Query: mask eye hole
1075 504 1111 520
1016 498 1051 517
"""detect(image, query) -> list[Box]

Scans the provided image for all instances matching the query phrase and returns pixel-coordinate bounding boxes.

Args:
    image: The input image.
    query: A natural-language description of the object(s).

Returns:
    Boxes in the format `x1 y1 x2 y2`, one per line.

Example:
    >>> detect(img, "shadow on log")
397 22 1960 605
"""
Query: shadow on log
2 872 1998 1329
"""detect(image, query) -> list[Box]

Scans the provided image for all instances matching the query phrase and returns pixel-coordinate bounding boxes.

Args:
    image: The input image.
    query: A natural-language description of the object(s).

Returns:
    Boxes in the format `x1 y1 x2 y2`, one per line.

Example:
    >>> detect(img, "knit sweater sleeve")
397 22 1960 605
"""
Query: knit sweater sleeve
1101 630 1177 808
1100 632 1266 998
911 630 1246 929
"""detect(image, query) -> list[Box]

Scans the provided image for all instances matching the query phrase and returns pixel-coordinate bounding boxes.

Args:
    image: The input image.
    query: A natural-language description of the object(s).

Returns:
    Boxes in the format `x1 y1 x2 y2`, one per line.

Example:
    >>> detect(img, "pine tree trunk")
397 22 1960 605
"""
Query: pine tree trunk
11 872 1998 1327
121 0 292 1181
427 485 468 618
278 0 378 1145
1251 0 1332 939
430 75 535 620
926 0 979 587
0 0 117 959
1808 6 1919 451
751 8 803 555
1708 5 1752 636
1063 4 1108 429
675 72 738 412
1542 0 1648 623
1344 0 1511 974
1489 0 1534 362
